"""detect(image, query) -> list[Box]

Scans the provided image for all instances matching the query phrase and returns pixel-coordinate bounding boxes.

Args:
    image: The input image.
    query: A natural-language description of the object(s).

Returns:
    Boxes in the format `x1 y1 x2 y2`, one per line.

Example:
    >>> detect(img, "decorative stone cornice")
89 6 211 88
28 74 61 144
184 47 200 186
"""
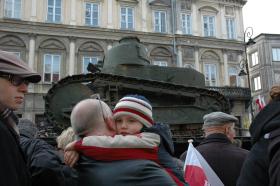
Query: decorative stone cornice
116 0 139 4
148 0 171 7
0 19 244 52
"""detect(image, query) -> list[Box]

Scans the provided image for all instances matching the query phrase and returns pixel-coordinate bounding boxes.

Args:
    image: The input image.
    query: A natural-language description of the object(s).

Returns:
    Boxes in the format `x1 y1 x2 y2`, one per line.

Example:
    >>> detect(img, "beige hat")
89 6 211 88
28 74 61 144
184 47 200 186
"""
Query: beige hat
0 50 41 83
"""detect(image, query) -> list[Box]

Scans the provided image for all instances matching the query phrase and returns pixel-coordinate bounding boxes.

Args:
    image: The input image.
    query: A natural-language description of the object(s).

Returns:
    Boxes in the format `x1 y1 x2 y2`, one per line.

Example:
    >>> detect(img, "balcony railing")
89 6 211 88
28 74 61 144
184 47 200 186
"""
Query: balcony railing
207 86 251 100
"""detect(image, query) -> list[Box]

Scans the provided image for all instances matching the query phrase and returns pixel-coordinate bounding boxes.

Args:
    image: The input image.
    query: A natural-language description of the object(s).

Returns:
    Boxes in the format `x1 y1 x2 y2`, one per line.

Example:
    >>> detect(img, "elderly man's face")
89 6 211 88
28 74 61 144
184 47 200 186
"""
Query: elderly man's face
0 77 28 110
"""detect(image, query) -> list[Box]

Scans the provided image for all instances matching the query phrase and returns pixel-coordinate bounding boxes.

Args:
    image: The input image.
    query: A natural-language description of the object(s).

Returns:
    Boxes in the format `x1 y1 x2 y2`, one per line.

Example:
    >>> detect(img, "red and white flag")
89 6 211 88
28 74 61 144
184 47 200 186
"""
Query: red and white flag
183 141 224 186
256 95 266 110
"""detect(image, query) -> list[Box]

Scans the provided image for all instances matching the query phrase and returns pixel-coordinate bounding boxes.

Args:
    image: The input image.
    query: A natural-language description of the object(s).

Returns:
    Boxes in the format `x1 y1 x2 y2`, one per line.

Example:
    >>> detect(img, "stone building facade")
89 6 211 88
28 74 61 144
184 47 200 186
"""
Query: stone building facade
247 34 280 115
0 0 249 129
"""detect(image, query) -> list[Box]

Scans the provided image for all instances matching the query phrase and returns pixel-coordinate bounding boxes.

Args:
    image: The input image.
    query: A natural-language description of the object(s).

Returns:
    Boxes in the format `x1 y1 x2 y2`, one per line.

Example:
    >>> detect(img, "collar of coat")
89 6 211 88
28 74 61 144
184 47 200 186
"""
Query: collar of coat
200 133 232 145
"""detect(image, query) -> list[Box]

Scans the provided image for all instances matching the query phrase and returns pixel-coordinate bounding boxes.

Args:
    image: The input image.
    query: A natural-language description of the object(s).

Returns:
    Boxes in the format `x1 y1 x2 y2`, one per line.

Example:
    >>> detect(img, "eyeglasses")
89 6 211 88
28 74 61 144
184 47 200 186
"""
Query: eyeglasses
90 94 106 122
0 74 29 86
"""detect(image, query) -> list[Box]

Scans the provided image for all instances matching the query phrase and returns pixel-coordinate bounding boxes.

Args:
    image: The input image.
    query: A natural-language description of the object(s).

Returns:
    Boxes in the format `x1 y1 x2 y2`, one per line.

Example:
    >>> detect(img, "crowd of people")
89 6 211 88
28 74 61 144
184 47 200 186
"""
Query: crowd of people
1 50 280 186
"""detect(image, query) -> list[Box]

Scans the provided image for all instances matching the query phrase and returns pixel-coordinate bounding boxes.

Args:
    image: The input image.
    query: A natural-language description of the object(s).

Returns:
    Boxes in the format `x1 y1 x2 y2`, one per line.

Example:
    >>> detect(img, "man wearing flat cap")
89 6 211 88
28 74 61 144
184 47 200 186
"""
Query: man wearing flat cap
0 50 41 186
180 111 249 186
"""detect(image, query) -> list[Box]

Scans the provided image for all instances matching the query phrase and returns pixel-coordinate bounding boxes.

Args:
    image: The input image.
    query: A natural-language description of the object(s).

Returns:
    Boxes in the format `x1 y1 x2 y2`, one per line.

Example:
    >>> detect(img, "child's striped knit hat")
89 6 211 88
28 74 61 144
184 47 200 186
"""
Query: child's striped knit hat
113 95 154 128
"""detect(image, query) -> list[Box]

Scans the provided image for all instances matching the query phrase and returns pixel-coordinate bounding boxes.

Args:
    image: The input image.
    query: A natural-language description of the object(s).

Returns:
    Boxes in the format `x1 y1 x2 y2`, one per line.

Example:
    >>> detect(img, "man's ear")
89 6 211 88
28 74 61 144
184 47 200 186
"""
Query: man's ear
104 117 116 131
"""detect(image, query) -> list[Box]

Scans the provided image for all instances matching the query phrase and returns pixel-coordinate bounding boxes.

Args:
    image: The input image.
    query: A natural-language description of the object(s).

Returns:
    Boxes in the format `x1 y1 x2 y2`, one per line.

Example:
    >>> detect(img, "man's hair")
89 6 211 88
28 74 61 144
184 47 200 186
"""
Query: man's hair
70 99 112 137
270 85 280 101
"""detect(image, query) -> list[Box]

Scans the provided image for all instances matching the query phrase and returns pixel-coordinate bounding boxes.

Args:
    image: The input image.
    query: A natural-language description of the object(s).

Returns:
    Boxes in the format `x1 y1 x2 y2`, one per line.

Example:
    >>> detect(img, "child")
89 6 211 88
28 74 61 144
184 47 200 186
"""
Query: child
65 95 187 186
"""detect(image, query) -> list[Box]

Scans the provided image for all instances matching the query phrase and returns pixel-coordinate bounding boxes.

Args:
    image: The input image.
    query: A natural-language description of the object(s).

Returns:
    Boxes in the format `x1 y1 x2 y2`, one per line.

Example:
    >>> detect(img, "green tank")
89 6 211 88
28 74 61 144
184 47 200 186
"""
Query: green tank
44 36 230 141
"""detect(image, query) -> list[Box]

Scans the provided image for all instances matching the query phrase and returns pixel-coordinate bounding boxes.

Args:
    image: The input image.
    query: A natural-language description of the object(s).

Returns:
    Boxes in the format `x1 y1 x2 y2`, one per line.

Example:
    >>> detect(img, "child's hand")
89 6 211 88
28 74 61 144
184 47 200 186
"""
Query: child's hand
65 141 76 151
64 150 79 167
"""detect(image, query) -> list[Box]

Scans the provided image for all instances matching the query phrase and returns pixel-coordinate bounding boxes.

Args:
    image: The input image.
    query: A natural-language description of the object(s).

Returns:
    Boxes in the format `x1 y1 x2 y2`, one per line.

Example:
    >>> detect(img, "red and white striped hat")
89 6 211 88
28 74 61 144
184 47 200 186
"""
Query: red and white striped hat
113 95 154 128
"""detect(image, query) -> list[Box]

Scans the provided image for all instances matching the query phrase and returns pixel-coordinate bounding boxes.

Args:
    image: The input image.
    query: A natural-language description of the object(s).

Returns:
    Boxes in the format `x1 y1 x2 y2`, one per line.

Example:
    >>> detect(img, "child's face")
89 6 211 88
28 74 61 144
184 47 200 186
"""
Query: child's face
115 115 144 135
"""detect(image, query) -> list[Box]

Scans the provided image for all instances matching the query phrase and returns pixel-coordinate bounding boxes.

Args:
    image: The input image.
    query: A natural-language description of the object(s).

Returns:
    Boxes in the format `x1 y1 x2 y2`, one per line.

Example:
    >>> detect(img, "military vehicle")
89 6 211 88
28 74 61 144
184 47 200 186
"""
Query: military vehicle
44 36 230 147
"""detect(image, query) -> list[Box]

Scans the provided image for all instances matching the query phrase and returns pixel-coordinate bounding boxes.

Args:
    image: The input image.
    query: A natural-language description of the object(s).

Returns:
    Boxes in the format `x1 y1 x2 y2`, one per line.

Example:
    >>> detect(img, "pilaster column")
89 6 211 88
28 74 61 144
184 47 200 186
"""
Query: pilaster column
220 5 227 39
191 3 198 36
236 7 244 41
70 0 76 25
69 38 76 75
223 51 229 86
142 0 147 32
30 0 37 21
28 35 36 70
107 0 113 28
177 46 183 67
194 47 200 71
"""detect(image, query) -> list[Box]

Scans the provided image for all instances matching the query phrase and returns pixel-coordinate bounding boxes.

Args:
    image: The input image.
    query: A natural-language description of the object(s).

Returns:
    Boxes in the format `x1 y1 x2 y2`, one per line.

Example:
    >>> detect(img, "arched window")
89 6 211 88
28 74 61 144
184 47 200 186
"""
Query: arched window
78 41 104 73
150 47 172 67
38 39 66 83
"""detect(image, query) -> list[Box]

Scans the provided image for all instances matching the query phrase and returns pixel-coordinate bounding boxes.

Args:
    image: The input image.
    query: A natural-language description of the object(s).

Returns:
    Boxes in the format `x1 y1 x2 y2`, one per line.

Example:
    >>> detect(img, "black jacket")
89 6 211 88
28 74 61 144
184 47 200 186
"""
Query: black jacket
143 123 185 183
76 156 177 186
181 133 248 186
20 134 77 186
0 119 31 186
237 99 280 186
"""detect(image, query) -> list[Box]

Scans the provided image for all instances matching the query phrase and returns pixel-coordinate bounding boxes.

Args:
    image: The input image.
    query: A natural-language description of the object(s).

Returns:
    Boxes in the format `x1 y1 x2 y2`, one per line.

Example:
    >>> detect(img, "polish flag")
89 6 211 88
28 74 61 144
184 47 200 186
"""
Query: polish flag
184 141 224 186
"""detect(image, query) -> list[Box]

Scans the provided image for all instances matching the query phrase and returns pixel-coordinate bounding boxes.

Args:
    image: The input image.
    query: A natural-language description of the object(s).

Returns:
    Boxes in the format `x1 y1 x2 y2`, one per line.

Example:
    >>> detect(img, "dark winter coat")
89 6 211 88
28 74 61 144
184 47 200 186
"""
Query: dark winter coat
181 133 248 186
0 119 31 186
20 134 77 186
237 99 280 186
142 123 185 183
76 156 177 186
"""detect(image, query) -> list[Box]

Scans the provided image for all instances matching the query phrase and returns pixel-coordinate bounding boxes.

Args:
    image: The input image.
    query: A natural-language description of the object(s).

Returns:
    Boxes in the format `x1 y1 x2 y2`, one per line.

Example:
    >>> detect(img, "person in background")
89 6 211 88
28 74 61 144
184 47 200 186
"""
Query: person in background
57 127 75 159
237 85 280 186
18 118 77 186
69 98 177 186
180 111 248 186
0 50 41 186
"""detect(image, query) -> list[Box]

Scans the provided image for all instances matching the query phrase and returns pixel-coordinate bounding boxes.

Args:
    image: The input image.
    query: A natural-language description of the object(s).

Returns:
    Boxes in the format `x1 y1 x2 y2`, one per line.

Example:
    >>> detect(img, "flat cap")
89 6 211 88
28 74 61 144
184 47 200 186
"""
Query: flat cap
203 111 238 128
0 50 41 83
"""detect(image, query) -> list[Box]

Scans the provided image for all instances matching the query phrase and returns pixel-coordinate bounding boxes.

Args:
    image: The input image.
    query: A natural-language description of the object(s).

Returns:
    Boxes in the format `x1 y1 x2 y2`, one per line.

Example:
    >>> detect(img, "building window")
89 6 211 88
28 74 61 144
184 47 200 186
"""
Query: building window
253 76 261 91
4 0 21 19
154 11 166 33
228 67 240 86
203 15 215 37
85 2 99 26
47 0 61 23
83 56 98 73
204 64 217 86
120 7 134 30
226 18 235 39
43 54 60 83
181 13 191 35
153 61 168 67
272 48 280 61
251 51 259 66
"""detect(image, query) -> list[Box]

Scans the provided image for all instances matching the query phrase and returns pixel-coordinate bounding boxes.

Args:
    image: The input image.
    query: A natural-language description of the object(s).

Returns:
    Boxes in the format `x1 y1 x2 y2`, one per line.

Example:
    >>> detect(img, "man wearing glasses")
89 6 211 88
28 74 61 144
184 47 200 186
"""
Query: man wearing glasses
0 50 41 186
